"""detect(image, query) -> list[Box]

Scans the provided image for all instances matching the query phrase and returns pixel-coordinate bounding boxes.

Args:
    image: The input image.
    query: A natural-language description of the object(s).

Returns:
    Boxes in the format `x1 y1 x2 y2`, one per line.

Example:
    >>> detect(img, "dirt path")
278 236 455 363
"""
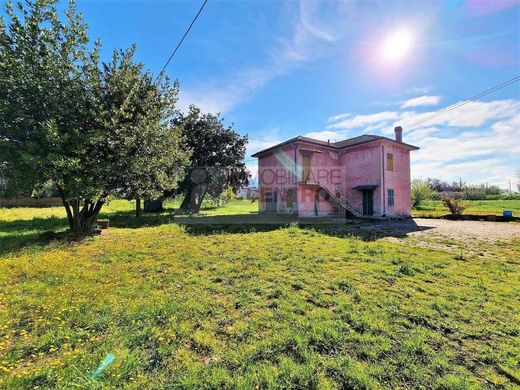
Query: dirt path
363 218 520 242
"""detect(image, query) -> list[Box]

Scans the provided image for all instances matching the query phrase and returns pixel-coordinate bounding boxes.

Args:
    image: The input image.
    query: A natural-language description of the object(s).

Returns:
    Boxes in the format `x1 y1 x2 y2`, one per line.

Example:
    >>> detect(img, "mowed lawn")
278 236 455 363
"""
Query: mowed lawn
0 201 519 389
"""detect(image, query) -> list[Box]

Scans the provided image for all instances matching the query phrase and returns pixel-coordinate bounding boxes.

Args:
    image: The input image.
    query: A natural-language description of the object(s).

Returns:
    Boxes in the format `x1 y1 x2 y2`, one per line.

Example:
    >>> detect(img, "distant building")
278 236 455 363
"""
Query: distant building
252 127 419 218
237 187 259 200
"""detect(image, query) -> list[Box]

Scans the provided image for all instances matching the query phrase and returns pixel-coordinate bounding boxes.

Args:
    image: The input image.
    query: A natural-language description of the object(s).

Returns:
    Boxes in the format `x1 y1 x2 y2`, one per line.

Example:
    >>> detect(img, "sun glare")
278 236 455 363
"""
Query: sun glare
382 28 414 62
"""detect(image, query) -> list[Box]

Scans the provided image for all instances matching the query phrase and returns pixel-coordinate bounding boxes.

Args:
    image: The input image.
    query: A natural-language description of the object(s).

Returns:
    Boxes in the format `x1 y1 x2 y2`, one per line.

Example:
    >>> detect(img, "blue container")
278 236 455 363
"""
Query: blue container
503 210 513 218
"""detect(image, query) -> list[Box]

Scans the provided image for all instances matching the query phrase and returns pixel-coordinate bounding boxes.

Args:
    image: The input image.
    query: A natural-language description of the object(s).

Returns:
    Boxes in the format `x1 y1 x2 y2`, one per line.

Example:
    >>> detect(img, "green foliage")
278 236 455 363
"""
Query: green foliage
442 195 467 215
100 47 189 203
411 179 435 209
175 105 249 212
412 199 520 217
0 0 187 234
0 202 519 388
464 184 501 200
208 186 237 208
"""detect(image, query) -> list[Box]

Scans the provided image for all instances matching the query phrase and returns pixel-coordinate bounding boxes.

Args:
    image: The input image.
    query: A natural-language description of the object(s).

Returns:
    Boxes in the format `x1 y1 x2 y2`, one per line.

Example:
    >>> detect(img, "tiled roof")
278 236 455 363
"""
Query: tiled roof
251 134 418 158
331 135 382 148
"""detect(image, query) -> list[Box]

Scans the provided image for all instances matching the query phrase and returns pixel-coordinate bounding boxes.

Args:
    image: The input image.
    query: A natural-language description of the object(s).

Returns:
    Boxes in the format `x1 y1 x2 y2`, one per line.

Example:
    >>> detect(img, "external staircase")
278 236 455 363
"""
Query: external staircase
319 185 363 217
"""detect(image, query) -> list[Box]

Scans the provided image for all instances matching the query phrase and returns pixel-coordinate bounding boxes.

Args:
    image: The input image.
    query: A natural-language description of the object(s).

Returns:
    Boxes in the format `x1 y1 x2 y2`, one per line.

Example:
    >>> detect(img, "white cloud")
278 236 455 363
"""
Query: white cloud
304 130 347 141
401 95 441 108
327 113 351 123
178 0 341 114
314 98 520 188
327 111 400 129
401 99 520 128
298 0 337 42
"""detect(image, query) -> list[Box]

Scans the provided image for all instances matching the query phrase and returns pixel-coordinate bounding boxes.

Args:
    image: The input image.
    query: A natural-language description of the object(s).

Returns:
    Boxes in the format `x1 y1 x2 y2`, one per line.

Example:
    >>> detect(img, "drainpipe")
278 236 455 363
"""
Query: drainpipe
381 144 386 216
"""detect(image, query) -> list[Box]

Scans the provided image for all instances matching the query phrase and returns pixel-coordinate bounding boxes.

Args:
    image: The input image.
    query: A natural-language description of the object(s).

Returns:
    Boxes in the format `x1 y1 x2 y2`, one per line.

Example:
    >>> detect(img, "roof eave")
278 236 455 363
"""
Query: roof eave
251 136 336 158
251 135 419 158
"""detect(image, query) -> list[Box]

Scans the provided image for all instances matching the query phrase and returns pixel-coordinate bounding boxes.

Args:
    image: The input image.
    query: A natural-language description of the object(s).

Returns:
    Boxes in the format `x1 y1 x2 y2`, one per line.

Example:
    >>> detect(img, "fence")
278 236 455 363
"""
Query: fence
0 197 62 207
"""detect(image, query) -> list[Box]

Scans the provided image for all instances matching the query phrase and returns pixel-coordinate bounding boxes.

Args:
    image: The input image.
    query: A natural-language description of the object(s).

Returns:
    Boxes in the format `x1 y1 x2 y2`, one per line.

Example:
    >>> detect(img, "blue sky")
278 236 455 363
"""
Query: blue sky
8 0 520 187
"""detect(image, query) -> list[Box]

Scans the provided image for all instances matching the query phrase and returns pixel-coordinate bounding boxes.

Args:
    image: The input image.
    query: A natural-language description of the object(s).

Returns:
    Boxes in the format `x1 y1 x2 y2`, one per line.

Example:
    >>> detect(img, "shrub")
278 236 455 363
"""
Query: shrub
411 179 435 209
464 184 501 200
208 186 236 207
442 195 466 215
485 193 520 200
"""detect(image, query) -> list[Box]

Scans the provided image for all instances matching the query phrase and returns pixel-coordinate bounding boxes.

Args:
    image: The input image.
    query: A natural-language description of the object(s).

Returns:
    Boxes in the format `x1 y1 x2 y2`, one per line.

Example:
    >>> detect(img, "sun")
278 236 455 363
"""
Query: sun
382 28 414 62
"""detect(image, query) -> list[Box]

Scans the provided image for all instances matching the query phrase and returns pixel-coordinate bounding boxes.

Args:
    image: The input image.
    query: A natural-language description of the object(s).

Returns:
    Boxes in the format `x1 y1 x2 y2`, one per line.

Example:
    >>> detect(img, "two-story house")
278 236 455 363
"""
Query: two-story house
252 126 419 218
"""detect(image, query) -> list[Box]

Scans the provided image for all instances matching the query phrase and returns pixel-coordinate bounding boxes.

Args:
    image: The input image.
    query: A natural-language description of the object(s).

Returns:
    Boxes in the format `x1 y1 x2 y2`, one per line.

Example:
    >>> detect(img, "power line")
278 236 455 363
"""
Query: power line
248 137 279 143
406 75 520 130
154 0 209 83
245 77 520 164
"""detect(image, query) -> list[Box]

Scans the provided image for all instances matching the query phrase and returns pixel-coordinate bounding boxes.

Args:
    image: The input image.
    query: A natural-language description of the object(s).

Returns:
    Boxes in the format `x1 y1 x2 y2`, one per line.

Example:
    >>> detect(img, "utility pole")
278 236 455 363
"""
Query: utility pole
509 180 512 194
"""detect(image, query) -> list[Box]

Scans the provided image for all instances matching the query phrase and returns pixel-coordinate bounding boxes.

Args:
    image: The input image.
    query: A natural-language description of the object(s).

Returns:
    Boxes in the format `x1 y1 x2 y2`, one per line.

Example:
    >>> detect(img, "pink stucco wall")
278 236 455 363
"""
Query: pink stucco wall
257 139 414 217
382 143 412 216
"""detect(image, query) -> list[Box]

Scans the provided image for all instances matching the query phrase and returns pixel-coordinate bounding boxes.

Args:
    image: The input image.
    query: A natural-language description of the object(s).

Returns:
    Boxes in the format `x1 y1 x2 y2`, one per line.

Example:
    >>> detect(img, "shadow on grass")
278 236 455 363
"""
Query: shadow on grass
0 210 179 257
103 210 176 229
1 209 434 257
176 213 434 241
0 217 69 256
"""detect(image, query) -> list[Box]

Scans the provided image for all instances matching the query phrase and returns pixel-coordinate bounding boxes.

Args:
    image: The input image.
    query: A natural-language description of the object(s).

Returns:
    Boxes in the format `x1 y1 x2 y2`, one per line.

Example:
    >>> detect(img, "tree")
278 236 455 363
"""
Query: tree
411 179 435 209
0 0 187 234
174 106 249 213
100 48 188 217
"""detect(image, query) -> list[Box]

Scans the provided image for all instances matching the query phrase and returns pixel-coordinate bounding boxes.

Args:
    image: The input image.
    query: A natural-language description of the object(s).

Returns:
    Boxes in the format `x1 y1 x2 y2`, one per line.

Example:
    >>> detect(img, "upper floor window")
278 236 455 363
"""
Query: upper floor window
388 189 395 207
303 154 311 181
387 153 394 171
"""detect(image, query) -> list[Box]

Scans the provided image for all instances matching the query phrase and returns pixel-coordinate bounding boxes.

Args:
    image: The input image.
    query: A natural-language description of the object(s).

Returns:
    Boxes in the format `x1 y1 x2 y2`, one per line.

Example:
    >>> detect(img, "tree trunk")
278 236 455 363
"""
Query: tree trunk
57 186 74 231
179 187 193 211
180 186 205 213
57 186 105 236
136 198 142 217
61 198 104 236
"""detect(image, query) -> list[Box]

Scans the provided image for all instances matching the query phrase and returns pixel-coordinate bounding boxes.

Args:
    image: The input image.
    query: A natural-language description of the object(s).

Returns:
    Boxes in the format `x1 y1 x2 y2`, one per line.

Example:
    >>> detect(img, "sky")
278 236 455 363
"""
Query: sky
6 0 520 188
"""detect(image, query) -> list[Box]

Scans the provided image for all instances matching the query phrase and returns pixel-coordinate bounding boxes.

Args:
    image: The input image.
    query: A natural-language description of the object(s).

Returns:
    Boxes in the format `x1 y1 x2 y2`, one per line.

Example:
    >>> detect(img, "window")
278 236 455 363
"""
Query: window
388 189 395 208
303 155 311 181
286 189 295 208
387 153 394 171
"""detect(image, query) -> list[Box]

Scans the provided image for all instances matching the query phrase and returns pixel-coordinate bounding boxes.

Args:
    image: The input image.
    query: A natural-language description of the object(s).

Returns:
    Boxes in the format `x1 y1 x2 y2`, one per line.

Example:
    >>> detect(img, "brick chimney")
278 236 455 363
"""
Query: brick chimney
394 126 403 142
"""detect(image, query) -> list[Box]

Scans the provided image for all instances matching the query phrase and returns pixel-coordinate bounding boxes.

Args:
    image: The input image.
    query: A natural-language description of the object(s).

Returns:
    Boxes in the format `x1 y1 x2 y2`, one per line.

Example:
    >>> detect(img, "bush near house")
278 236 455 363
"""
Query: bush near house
411 179 435 209
442 195 467 216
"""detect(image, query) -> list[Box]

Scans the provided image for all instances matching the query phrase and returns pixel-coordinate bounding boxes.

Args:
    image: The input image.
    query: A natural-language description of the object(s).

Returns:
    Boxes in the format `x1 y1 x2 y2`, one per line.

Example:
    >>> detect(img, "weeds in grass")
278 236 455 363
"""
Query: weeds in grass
0 201 519 388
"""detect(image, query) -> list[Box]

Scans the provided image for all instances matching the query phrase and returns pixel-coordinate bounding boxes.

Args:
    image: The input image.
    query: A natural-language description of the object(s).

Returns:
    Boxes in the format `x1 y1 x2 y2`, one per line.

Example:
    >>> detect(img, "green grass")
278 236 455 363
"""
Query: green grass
412 199 520 218
0 200 519 389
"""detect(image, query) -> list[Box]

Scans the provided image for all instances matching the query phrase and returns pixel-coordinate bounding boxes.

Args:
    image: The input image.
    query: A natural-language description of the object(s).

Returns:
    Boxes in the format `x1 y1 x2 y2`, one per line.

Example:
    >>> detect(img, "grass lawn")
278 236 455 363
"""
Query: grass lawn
0 200 519 389
412 199 520 218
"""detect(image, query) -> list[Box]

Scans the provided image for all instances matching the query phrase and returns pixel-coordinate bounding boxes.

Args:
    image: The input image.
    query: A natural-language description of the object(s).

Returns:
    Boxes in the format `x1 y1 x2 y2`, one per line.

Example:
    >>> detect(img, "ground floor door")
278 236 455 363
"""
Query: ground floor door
362 189 374 216
265 191 277 213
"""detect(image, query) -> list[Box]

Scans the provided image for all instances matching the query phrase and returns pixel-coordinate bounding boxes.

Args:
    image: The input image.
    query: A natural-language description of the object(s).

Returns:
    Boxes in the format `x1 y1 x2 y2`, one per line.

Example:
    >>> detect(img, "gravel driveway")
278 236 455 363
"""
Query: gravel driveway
360 218 520 242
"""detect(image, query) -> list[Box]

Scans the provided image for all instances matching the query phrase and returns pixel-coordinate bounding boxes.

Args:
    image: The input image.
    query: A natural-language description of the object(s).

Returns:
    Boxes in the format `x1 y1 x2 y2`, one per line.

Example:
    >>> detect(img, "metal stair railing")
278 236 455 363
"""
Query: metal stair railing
319 184 363 216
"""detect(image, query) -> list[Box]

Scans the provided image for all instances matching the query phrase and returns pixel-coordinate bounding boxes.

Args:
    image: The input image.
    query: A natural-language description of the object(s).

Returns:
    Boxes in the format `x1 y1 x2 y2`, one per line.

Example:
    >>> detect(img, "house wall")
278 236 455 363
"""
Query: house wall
297 145 342 217
382 143 412 216
257 139 414 218
258 145 299 214
340 143 384 215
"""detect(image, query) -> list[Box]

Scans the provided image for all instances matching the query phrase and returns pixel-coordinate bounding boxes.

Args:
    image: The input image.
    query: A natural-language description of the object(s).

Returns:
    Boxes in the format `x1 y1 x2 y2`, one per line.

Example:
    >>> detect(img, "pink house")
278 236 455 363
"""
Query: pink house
252 127 419 218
